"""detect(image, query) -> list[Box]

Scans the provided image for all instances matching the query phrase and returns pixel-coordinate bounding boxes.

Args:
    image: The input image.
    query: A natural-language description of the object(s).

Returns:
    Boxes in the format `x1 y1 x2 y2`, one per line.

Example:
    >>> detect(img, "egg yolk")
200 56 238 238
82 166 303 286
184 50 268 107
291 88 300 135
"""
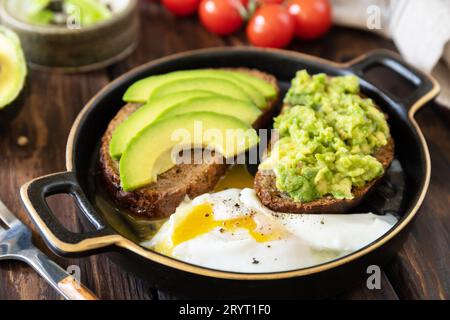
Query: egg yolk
171 203 281 247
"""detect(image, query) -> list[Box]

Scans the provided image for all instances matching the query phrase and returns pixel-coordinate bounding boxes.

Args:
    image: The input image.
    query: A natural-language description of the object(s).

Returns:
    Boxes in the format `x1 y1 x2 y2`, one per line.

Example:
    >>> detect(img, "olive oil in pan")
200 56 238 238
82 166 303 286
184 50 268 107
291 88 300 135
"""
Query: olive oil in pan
93 190 166 242
87 170 165 243
214 164 255 192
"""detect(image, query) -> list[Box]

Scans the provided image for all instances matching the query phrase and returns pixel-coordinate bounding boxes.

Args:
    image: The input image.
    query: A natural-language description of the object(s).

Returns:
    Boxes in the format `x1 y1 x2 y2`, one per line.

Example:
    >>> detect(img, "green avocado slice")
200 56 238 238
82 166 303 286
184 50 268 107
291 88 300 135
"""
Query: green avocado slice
110 90 216 160
150 78 253 104
0 26 27 111
227 72 277 100
119 112 259 191
156 96 262 124
123 69 273 107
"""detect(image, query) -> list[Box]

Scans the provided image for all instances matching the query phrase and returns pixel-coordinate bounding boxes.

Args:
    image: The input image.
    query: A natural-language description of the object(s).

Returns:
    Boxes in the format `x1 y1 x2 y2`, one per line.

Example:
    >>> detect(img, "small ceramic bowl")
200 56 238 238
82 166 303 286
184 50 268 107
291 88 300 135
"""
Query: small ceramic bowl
0 0 138 72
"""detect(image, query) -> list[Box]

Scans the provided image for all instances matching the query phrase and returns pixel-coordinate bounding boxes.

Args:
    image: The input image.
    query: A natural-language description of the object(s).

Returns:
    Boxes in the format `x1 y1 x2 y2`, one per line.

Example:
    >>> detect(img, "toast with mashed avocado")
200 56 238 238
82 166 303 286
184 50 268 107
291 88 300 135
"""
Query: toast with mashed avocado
254 70 394 214
100 68 279 218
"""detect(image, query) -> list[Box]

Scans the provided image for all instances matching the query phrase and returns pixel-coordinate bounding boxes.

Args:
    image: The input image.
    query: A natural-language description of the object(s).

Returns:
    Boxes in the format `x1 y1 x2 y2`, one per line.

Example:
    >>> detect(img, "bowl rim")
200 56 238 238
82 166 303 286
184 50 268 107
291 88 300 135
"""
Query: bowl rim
0 0 137 35
63 47 438 280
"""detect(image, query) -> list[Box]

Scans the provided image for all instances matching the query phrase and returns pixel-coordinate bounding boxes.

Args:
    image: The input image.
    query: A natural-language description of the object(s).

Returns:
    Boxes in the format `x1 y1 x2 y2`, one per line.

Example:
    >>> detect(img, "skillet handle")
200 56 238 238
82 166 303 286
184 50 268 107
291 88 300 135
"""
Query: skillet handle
20 172 119 257
348 50 439 115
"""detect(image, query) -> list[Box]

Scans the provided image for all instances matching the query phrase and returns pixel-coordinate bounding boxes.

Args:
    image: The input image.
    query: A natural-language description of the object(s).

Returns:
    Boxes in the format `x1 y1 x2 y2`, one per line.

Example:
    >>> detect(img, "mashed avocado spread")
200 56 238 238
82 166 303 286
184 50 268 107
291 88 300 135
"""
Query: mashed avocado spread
260 70 390 203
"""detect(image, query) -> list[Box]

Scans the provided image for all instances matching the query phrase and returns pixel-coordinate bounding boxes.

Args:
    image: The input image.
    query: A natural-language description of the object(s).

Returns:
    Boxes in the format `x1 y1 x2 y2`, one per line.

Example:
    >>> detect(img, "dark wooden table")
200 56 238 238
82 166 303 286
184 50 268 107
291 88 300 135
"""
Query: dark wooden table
1 3 449 300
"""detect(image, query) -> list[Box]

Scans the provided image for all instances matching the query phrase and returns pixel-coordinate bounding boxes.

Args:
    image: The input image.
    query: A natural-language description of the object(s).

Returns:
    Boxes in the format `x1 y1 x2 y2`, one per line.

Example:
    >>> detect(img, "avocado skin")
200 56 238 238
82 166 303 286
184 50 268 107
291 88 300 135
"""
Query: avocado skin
0 76 27 127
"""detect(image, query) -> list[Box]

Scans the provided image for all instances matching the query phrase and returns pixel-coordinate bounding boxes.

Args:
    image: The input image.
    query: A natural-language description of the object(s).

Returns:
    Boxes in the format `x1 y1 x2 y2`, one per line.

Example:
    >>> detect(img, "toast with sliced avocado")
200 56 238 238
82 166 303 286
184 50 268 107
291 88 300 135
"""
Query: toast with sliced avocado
100 68 279 218
254 70 394 214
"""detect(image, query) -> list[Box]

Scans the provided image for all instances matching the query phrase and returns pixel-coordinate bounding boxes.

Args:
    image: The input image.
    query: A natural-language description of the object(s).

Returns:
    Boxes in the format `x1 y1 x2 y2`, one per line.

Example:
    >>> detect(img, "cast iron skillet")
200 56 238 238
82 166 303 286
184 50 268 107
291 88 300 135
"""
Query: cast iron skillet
20 48 439 299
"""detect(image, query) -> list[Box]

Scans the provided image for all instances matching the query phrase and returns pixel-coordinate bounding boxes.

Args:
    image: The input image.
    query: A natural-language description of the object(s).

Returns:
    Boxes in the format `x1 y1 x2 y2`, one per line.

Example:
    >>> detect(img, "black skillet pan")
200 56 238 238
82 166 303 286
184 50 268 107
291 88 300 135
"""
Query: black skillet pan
20 48 439 299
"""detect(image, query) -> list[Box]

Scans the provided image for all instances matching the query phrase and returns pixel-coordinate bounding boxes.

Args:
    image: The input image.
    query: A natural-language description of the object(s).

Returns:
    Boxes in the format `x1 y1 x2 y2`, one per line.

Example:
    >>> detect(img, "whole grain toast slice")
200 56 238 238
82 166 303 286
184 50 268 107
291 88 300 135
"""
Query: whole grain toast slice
99 69 279 218
254 103 395 214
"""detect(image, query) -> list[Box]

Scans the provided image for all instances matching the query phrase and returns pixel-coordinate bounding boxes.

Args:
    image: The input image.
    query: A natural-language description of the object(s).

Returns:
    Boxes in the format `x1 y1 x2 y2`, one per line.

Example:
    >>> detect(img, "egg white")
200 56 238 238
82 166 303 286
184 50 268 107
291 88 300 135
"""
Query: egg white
143 188 398 273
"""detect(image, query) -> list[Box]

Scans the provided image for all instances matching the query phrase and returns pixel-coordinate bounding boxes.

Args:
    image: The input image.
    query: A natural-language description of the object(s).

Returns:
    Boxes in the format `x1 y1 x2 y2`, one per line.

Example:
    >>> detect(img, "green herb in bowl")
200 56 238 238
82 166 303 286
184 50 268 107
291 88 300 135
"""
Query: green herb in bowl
20 0 113 27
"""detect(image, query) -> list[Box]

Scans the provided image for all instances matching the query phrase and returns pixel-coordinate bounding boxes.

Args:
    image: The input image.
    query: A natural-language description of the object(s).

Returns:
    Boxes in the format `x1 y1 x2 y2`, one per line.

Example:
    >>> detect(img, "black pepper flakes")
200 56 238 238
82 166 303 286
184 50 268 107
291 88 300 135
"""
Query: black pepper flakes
252 258 260 264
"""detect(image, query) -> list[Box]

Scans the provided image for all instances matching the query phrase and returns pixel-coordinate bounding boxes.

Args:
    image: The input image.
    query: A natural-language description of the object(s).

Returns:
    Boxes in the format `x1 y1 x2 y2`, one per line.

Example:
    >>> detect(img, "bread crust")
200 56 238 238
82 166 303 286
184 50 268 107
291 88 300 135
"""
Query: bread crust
254 103 395 214
99 69 279 218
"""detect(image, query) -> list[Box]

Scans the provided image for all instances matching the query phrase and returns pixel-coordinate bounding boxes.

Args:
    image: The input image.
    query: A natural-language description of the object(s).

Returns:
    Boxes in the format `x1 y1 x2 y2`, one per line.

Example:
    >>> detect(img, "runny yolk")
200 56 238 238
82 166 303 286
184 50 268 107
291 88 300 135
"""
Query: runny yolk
171 203 281 247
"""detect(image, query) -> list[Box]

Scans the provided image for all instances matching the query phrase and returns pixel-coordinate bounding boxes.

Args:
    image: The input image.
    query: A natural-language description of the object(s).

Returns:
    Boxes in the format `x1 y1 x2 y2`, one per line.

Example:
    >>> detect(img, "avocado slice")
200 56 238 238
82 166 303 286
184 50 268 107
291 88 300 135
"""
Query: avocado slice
226 72 277 100
110 90 216 160
156 96 262 124
123 69 270 107
119 112 259 191
151 78 253 103
0 26 27 122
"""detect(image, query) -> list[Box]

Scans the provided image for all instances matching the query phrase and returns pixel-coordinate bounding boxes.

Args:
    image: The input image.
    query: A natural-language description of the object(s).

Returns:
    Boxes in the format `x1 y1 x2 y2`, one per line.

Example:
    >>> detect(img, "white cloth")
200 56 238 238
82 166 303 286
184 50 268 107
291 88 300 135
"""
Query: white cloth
332 0 450 108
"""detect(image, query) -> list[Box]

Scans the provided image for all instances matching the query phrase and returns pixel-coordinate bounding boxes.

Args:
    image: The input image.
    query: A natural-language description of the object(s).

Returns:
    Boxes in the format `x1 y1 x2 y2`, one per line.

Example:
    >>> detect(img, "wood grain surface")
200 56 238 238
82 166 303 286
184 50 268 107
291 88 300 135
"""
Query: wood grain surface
0 2 449 300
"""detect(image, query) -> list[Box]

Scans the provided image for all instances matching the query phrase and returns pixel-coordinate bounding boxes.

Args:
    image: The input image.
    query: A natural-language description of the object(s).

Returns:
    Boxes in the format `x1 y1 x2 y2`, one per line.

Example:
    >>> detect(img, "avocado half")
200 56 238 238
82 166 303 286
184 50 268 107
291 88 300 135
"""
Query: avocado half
0 26 27 126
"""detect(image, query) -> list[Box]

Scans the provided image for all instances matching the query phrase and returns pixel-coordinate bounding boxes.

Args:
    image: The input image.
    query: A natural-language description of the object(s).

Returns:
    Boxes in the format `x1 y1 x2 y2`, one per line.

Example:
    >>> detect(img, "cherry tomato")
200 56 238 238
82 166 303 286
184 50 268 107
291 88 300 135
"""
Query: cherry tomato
199 0 247 36
162 0 201 17
287 0 332 40
246 4 295 48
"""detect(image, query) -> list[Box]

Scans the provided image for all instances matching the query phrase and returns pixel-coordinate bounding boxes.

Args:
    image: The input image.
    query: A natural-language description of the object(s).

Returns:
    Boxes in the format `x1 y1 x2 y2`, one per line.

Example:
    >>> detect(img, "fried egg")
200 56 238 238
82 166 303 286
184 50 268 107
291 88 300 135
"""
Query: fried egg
143 188 398 273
